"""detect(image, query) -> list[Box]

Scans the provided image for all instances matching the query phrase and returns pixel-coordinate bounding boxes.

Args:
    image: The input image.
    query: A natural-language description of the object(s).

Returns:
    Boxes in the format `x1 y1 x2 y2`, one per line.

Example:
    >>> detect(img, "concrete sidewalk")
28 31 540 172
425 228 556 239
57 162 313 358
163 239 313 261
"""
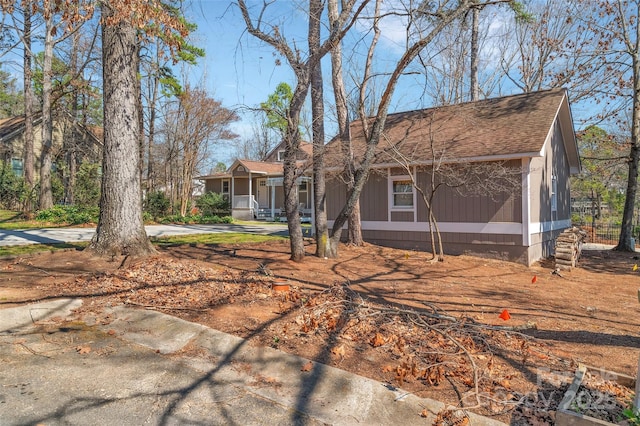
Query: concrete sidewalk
0 223 290 246
0 299 506 425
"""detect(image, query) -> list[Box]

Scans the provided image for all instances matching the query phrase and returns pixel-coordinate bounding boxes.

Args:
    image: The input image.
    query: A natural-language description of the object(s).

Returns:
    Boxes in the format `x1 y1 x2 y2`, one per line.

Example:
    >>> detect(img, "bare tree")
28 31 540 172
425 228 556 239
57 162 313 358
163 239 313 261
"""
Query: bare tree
377 108 522 261
232 111 279 161
498 0 598 103
326 0 519 258
328 0 364 247
35 1 94 210
587 0 640 251
238 0 368 261
161 86 239 216
22 2 35 215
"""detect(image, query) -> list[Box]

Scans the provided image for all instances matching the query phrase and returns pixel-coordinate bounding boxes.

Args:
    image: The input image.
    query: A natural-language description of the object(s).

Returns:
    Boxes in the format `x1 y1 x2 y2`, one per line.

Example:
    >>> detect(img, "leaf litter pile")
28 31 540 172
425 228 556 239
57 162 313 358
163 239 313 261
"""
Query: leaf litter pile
40 255 633 425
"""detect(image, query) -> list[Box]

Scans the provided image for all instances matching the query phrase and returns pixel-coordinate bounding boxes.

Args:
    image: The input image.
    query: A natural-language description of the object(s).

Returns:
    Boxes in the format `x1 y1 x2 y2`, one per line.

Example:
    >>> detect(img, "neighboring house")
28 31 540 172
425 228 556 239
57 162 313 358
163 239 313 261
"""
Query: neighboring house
324 88 580 265
199 141 313 221
0 112 102 176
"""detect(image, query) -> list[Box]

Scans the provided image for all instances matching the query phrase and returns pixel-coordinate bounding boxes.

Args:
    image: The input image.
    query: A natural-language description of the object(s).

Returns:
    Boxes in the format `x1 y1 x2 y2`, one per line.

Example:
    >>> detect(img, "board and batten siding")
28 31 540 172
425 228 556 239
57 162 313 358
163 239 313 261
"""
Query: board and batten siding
326 160 529 262
525 118 573 264
205 179 221 194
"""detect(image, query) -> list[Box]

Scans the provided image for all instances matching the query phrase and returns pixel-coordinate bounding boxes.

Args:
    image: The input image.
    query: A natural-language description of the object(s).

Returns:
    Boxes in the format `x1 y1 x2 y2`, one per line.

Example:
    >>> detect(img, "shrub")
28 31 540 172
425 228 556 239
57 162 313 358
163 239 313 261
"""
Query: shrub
196 191 230 216
145 191 171 219
73 162 101 207
158 213 233 225
0 161 28 209
35 205 99 225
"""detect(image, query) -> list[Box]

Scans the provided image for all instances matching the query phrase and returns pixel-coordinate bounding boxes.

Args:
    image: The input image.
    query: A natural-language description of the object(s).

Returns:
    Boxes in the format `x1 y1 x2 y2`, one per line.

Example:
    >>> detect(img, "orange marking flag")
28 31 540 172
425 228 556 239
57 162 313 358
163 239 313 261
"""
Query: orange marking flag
499 309 511 321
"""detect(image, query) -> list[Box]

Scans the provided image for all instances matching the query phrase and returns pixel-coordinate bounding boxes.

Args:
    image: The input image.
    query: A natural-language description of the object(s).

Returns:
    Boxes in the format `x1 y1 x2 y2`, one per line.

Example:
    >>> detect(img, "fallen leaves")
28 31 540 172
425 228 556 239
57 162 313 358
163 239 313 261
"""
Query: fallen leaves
300 361 313 372
370 332 385 347
75 345 91 354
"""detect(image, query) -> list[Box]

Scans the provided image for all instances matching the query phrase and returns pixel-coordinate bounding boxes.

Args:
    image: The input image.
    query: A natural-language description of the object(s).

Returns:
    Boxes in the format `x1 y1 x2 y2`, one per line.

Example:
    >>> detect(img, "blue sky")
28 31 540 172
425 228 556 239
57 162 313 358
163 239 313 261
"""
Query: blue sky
184 0 455 165
186 2 297 136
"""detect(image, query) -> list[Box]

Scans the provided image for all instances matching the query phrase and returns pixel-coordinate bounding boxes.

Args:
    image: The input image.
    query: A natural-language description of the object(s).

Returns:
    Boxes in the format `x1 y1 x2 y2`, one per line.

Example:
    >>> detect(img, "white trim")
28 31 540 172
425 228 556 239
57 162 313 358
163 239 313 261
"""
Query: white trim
529 219 571 234
326 218 571 237
328 220 523 234
522 158 531 246
388 174 416 212
326 153 542 173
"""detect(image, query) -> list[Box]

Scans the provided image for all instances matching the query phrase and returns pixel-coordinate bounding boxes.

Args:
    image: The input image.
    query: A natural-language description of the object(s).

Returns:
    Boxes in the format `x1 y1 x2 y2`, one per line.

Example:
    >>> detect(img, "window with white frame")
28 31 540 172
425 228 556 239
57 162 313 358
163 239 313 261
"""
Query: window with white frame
222 179 230 200
298 180 308 207
551 175 557 213
277 150 285 161
390 177 414 209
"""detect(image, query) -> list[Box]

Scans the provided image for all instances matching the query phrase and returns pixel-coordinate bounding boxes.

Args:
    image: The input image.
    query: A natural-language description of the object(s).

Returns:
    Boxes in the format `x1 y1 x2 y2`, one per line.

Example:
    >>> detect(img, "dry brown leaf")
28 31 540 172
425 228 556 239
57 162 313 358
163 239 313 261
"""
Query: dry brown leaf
331 344 345 358
370 332 385 347
301 361 313 372
76 346 91 354
498 378 511 389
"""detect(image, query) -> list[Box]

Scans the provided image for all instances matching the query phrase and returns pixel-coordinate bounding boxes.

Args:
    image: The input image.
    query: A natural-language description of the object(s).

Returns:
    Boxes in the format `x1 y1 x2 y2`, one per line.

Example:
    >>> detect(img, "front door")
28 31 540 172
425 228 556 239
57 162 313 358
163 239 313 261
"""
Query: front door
257 178 269 208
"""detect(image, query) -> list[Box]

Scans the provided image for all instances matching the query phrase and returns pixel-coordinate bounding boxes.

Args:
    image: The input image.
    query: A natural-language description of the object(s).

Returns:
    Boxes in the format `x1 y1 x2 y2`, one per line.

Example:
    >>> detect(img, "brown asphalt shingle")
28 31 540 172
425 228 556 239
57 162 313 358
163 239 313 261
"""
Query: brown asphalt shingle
327 89 568 167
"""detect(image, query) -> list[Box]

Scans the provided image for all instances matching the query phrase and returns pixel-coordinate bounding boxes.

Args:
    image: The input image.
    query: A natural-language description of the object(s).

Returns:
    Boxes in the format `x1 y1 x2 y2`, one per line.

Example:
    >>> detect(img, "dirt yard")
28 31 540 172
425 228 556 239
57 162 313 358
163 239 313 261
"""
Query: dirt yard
1 241 638 424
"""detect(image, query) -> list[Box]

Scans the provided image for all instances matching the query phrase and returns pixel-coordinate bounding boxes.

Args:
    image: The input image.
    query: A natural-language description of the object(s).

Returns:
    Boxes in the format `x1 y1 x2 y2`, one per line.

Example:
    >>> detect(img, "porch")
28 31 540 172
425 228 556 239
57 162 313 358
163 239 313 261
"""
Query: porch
230 175 313 223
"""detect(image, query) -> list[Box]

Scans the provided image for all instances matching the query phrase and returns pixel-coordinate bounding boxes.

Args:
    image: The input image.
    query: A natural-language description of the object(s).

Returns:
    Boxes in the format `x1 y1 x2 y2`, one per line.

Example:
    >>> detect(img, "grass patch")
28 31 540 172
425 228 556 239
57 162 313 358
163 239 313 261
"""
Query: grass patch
0 242 87 258
151 232 287 247
0 210 72 230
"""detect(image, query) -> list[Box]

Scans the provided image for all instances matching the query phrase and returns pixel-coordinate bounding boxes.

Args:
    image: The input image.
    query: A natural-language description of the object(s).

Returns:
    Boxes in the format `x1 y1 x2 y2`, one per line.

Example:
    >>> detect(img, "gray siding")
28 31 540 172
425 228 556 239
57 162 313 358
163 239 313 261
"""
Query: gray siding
205 179 221 193
326 178 347 219
234 178 249 195
360 173 388 221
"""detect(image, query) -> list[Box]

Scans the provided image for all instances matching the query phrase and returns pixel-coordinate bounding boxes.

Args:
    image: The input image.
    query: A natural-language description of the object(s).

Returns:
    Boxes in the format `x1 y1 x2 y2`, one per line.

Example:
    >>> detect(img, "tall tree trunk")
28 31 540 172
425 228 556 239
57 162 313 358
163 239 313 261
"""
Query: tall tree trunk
310 0 330 258
135 42 145 199
87 6 155 257
146 61 160 194
22 2 35 216
65 31 80 205
328 0 363 256
38 2 55 210
470 6 479 101
617 39 640 250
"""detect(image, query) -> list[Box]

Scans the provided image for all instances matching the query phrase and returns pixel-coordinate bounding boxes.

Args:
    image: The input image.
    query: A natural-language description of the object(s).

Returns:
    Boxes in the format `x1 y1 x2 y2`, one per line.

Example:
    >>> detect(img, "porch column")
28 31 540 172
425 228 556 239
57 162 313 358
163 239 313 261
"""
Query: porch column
231 176 235 209
249 172 253 217
310 176 315 236
522 158 531 246
271 183 276 220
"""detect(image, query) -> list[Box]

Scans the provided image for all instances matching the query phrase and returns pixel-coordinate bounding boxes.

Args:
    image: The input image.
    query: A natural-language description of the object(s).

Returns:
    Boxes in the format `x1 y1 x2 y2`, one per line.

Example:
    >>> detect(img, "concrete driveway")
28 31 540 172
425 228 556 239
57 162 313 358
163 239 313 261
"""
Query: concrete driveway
0 299 505 425
0 223 290 247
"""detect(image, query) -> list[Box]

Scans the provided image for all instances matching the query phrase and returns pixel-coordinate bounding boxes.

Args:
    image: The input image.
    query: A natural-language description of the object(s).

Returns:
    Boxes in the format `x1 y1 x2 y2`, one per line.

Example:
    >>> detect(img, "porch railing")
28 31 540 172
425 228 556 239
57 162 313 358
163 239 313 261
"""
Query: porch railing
232 195 259 216
232 195 255 209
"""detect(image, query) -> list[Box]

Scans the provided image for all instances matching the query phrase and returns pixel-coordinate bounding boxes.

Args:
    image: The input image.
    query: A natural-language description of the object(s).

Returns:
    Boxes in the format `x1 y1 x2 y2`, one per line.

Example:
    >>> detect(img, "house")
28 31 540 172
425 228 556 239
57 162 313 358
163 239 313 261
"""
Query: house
0 112 102 176
324 88 580 265
199 141 314 221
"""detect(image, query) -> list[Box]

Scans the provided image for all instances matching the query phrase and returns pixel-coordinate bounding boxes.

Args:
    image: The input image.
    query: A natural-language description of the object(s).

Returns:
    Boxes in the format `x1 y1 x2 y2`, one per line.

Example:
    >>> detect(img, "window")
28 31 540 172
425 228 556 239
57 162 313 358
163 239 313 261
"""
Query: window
391 178 414 209
222 179 230 200
11 158 23 177
277 150 286 162
298 180 308 206
551 175 558 213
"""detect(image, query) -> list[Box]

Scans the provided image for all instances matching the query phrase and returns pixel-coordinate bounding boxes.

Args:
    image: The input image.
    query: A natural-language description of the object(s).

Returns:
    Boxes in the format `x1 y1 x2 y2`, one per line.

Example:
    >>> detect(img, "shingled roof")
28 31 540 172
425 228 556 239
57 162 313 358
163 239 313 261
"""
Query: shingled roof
327 89 578 171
